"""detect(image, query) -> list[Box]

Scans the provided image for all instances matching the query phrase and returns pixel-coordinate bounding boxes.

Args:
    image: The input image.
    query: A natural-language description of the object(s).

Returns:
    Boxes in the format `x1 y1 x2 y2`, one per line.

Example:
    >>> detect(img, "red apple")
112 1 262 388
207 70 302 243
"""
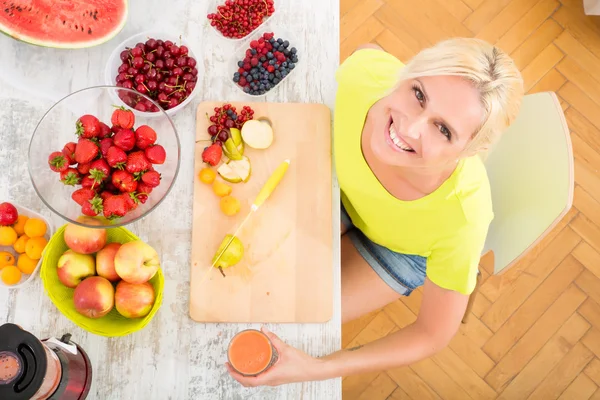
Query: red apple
96 243 121 282
64 219 107 254
114 240 160 284
73 276 114 319
115 281 155 318
56 250 96 288
0 202 18 226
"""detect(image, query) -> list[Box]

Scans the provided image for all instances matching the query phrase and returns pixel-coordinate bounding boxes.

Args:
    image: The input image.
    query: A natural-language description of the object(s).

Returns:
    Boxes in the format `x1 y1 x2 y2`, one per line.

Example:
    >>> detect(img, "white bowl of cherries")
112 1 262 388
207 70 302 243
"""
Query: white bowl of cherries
105 31 200 117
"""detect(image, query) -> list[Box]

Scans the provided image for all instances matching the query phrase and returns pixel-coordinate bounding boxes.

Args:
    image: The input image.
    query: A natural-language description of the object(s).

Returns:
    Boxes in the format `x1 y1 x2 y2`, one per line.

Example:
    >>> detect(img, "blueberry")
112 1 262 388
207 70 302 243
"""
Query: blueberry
268 59 275 65
250 67 257 74
273 42 279 49
259 84 265 90
266 83 272 89
260 56 266 62
247 75 253 82
267 52 273 59
291 56 298 63
288 63 295 69
233 76 240 82
277 38 283 44
260 67 266 72
282 61 288 67
253 73 259 79
269 38 275 44
243 87 250 93
232 114 238 120
275 71 281 78
237 61 244 68
273 77 280 84
269 73 275 79
281 71 288 77
283 40 289 48
283 49 290 56
242 71 248 77
291 47 297 54
251 49 257 55
234 71 240 77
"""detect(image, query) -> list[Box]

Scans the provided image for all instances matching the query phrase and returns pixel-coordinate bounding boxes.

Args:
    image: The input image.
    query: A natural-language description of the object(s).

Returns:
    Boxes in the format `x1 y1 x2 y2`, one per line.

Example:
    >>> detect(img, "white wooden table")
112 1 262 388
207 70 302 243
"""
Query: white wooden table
0 1 341 398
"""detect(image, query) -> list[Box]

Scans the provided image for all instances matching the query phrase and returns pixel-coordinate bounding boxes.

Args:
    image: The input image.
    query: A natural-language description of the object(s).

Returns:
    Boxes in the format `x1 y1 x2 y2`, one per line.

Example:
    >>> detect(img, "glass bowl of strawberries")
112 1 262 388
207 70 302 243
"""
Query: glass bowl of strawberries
28 86 181 228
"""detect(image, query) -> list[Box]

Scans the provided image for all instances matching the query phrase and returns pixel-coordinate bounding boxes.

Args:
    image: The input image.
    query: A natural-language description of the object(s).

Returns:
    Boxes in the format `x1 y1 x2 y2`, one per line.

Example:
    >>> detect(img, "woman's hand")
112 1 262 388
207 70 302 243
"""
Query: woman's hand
225 326 327 387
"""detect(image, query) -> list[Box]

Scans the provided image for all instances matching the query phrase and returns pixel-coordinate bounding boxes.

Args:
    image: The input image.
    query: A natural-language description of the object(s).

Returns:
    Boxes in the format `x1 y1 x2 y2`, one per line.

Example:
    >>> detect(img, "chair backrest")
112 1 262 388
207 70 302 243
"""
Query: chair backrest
482 91 574 275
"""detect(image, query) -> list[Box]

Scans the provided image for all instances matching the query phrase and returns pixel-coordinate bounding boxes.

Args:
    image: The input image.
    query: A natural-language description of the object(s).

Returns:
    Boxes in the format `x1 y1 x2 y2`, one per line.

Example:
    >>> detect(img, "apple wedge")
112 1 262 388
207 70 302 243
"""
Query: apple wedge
241 119 273 149
217 156 252 183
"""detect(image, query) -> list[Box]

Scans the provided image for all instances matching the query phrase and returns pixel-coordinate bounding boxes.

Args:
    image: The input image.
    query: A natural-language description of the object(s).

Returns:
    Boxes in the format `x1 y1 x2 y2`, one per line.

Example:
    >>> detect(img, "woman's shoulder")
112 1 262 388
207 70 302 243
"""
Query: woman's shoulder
335 47 405 92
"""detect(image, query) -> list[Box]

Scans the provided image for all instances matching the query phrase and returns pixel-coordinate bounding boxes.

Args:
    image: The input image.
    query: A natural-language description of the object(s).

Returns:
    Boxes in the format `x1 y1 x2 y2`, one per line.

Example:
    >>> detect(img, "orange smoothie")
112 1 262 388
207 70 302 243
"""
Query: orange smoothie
227 329 278 376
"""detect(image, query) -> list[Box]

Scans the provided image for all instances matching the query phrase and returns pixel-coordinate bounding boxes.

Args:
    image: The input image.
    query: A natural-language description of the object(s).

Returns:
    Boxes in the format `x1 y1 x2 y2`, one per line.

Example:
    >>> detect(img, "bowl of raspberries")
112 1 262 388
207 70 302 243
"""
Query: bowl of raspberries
28 86 181 228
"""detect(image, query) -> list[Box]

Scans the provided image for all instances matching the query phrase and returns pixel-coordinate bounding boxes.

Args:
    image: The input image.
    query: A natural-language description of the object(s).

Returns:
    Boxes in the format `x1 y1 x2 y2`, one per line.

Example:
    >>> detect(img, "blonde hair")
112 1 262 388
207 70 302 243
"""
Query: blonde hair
397 38 524 157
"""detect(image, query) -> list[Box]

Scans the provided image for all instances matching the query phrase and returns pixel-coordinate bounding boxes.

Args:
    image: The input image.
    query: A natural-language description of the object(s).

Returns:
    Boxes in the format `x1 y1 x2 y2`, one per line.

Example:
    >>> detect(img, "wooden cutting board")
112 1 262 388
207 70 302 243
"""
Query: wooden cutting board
189 101 333 323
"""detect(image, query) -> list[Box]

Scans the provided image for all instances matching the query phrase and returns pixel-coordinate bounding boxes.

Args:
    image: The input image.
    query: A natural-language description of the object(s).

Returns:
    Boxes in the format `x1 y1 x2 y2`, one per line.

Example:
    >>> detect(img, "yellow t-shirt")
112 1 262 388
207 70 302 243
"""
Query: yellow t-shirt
333 48 493 295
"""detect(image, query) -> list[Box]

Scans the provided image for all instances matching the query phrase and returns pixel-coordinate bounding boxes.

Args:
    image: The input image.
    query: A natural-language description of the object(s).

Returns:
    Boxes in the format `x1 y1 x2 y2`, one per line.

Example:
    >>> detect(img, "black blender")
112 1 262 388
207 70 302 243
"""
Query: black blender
0 323 92 399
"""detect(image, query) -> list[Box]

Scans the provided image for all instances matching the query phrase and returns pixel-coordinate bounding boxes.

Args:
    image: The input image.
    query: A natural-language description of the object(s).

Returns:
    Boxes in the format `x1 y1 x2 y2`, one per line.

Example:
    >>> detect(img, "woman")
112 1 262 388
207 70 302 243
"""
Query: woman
226 37 524 386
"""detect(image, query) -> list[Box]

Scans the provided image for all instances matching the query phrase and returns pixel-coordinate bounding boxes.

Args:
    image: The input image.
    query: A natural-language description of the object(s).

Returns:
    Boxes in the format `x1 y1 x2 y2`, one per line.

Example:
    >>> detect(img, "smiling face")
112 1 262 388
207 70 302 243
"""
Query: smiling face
366 75 484 170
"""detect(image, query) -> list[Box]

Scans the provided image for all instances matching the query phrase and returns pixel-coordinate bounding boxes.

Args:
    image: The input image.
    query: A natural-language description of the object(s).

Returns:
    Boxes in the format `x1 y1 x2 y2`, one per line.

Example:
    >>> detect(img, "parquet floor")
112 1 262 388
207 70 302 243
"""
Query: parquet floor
339 0 600 399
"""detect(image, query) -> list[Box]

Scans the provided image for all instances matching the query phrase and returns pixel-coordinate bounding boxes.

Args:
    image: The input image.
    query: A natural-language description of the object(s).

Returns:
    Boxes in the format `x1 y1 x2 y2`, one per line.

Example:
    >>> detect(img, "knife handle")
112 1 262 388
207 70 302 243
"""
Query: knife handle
252 159 290 210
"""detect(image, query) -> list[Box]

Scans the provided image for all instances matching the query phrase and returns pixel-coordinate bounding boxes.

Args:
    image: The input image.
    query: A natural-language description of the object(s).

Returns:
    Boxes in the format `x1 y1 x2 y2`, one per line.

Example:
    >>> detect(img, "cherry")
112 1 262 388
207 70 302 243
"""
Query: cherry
147 80 158 91
173 67 184 77
136 83 148 94
208 125 218 136
120 50 129 62
135 102 147 112
145 38 158 50
131 47 143 57
176 56 187 67
168 98 179 109
165 58 175 69
217 130 229 142
155 59 165 69
179 46 189 56
135 74 146 84
146 52 156 63
170 45 180 56
132 56 144 69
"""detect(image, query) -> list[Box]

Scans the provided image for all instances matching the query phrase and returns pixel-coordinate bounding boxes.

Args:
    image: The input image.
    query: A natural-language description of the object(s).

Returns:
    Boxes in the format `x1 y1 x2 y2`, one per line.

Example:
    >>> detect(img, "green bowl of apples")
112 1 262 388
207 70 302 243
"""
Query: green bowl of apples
41 221 164 337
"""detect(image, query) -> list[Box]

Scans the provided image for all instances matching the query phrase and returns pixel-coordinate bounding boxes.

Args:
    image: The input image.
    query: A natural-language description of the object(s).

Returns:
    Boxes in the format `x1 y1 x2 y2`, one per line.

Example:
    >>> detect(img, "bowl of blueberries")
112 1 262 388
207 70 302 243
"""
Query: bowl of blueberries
228 23 300 97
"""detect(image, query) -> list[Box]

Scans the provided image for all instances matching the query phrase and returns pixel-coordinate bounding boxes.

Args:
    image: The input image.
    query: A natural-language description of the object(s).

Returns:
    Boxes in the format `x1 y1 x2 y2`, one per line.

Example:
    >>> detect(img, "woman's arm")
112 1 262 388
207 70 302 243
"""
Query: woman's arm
314 278 468 380
226 277 469 386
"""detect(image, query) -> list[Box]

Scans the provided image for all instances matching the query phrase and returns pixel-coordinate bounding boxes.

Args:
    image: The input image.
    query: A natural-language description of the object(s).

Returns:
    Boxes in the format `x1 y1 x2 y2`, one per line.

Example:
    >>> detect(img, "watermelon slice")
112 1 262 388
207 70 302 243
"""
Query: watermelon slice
0 0 128 49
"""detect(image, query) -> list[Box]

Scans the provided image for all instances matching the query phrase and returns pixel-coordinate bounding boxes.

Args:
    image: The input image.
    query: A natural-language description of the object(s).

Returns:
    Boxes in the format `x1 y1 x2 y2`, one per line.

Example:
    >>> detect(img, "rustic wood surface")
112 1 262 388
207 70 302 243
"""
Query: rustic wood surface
0 0 341 399
339 0 600 399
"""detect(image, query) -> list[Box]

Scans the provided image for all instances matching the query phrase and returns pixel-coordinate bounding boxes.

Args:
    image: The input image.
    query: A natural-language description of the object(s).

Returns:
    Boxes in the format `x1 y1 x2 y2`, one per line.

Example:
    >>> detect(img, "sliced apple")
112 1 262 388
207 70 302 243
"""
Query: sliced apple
223 138 243 160
241 119 273 149
228 157 252 182
230 128 243 147
217 163 242 183
217 156 252 183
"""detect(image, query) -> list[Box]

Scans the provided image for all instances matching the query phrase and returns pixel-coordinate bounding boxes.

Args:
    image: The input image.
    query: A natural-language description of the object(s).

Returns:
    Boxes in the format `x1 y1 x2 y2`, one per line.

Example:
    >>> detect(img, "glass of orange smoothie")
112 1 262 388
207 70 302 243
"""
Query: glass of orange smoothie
227 329 279 376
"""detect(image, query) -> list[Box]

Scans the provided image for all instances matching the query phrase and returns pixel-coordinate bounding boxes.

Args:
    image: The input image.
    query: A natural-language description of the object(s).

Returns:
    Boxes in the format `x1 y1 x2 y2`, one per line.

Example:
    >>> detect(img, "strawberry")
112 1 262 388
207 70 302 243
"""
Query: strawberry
99 138 114 158
74 138 99 164
48 151 69 172
201 144 222 166
75 114 101 138
60 168 81 186
106 146 128 170
98 122 112 139
113 129 136 151
144 144 166 164
99 191 113 201
111 107 135 129
81 176 99 190
82 196 104 216
77 163 91 175
71 188 96 206
111 125 122 135
123 192 139 211
62 142 77 165
137 182 154 195
103 195 127 219
141 170 161 188
125 151 151 174
135 125 157 149
104 180 119 194
112 170 138 193
88 159 110 184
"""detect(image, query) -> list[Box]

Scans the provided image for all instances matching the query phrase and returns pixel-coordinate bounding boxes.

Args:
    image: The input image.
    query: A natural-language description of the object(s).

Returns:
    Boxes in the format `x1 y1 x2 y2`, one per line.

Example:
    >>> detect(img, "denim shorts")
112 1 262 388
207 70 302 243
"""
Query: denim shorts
341 202 428 296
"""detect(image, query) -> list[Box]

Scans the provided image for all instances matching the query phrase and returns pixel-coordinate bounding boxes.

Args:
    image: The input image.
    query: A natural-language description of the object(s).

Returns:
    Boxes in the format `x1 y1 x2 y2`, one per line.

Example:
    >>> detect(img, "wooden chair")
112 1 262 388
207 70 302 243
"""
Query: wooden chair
462 91 574 323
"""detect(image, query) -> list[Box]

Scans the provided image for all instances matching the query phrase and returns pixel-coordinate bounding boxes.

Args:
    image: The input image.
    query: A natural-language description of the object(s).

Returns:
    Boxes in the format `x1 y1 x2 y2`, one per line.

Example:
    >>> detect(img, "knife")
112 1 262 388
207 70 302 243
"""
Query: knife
198 159 291 283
